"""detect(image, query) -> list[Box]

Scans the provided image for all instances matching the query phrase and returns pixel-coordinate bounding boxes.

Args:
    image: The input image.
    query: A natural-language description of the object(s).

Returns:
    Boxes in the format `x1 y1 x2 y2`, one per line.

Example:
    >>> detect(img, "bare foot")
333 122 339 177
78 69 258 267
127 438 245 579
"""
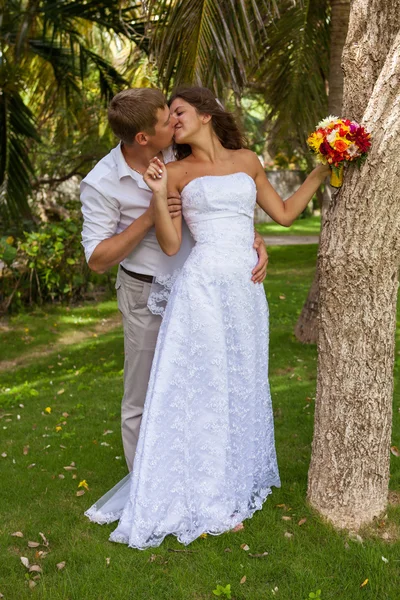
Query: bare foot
231 522 244 532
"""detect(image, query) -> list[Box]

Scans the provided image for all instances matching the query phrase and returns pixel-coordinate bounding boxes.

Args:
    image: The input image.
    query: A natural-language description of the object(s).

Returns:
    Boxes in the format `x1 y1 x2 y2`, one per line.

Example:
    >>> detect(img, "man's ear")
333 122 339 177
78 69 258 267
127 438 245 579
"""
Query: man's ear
135 131 149 145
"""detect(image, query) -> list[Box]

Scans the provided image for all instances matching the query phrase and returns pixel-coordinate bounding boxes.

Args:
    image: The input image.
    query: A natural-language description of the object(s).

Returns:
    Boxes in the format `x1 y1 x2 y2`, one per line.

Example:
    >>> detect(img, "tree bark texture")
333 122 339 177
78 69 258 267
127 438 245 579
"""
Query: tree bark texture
307 3 400 529
294 0 350 344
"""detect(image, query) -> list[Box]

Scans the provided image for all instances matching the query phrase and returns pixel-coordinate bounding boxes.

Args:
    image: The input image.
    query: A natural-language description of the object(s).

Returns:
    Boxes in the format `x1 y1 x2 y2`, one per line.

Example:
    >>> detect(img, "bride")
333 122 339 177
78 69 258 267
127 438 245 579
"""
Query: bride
85 86 330 549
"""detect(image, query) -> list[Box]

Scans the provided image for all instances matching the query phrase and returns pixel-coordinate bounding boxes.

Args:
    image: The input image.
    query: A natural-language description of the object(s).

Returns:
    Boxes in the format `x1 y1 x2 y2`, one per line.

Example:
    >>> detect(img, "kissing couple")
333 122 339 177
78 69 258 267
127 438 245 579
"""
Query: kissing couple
80 86 330 549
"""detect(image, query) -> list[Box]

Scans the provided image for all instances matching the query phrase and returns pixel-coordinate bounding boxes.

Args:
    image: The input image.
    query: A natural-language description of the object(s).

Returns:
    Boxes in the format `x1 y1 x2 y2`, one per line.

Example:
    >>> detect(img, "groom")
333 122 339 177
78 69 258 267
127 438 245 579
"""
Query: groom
80 88 268 471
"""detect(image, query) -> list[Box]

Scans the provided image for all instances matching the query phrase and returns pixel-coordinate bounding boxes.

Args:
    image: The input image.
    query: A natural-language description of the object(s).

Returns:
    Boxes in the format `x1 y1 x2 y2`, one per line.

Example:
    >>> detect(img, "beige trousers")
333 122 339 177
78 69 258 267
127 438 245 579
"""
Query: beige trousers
116 267 161 471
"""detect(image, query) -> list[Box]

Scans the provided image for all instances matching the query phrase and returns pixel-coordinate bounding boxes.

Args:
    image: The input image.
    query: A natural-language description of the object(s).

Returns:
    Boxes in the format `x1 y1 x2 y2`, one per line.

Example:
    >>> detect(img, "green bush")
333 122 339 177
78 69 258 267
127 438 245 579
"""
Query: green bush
0 220 111 313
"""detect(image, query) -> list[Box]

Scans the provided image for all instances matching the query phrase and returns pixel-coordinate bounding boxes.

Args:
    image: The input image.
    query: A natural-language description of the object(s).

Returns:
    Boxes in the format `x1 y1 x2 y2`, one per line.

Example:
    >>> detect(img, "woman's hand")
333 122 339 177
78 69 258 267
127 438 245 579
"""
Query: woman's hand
313 163 332 181
144 157 168 194
252 232 268 283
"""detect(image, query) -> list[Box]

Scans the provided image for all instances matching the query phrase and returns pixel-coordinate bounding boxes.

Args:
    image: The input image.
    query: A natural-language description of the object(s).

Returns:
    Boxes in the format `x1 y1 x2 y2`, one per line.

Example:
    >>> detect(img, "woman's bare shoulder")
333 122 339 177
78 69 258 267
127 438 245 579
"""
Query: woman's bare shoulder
230 148 263 174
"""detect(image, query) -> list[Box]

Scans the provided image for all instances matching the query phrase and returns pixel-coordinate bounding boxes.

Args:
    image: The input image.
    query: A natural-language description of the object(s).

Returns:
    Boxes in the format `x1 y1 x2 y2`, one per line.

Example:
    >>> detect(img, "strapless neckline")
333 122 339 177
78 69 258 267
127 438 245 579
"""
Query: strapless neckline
181 171 256 195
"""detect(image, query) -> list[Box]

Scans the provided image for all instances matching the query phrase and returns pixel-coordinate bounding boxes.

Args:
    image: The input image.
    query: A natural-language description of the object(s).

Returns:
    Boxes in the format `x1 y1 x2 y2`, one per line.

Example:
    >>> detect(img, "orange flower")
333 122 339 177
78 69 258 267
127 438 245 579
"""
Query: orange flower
334 140 349 152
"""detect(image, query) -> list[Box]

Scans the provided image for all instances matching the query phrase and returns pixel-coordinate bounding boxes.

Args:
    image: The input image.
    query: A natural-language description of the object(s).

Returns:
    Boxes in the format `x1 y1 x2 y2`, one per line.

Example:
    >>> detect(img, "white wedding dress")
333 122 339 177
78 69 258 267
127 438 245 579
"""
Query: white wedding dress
85 172 281 549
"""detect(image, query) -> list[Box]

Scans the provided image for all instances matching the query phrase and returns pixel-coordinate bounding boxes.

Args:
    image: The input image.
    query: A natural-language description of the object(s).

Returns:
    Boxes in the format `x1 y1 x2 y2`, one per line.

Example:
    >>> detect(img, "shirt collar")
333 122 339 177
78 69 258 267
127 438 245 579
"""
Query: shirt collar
112 142 176 187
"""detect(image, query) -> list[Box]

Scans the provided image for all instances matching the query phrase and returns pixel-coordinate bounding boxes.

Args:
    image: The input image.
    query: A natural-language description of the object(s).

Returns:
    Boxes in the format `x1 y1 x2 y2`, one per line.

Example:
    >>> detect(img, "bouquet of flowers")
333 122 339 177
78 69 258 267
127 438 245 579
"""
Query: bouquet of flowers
307 116 371 187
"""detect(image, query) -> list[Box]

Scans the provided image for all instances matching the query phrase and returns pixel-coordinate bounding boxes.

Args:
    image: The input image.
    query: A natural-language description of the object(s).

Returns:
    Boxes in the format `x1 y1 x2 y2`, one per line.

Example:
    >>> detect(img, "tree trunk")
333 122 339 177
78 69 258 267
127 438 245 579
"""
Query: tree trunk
294 0 350 344
307 1 400 529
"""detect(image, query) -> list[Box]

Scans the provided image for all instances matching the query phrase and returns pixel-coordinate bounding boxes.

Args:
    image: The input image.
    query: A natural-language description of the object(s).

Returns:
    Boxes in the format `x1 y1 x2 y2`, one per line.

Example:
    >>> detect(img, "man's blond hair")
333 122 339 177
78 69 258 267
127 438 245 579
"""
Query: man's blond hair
108 88 166 144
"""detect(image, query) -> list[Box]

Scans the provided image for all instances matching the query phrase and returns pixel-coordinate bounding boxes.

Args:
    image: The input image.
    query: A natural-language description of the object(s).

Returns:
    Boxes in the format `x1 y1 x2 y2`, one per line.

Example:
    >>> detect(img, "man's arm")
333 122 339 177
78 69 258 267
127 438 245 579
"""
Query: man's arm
88 210 154 274
81 181 182 274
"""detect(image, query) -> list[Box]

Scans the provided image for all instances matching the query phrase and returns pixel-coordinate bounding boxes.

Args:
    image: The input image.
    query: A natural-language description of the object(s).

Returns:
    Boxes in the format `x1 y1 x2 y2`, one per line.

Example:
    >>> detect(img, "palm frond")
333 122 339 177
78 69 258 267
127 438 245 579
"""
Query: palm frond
147 0 278 97
40 0 151 52
0 87 41 220
254 0 330 157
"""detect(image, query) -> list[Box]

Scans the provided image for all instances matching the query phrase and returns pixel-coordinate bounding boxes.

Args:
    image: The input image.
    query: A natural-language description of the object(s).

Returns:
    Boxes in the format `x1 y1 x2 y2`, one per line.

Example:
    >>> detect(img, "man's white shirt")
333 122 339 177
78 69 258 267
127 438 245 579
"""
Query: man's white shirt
80 143 175 276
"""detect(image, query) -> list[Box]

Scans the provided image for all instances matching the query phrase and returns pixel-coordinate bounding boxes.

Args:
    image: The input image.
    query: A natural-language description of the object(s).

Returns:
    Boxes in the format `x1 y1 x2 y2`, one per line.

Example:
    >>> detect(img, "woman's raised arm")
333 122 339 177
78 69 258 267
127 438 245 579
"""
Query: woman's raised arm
144 158 182 256
250 153 330 226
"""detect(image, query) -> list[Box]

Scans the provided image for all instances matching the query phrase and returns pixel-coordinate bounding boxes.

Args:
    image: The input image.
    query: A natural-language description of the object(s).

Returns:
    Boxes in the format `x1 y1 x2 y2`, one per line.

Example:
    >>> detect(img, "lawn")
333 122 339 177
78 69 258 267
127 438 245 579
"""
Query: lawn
0 245 399 600
255 215 321 237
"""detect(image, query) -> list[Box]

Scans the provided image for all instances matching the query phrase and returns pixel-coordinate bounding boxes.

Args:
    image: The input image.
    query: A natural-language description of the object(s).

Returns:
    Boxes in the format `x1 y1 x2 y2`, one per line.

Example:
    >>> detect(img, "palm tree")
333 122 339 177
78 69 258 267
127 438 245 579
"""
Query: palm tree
0 0 148 222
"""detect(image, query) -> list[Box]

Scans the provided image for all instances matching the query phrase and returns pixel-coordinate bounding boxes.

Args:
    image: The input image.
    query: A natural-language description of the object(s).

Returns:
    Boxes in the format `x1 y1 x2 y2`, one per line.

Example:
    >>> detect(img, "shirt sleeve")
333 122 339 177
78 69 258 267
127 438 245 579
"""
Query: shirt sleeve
80 180 120 263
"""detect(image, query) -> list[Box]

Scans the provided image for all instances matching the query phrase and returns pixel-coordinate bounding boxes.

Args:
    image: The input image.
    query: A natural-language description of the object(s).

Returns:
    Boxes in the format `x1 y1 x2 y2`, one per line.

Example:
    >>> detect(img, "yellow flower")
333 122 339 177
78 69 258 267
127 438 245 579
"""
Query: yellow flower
307 133 324 152
78 480 89 491
6 236 14 245
200 533 208 538
55 426 62 432
45 407 52 414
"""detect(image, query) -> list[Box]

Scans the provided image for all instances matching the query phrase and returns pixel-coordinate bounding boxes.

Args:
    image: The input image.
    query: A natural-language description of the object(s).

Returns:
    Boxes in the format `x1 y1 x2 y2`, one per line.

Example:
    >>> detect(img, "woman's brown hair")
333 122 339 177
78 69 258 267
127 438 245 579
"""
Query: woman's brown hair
168 87 247 160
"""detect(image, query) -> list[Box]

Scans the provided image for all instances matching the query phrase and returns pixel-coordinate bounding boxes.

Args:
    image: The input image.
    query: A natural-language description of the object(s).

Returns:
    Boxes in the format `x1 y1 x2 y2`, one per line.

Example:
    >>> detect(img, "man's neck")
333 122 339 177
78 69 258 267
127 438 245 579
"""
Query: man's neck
121 142 163 174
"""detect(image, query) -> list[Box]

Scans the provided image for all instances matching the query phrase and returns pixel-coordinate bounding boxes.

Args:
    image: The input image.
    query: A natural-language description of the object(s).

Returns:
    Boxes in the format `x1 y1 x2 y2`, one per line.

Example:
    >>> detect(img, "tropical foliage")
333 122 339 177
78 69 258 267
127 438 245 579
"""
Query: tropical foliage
0 0 148 221
0 0 332 225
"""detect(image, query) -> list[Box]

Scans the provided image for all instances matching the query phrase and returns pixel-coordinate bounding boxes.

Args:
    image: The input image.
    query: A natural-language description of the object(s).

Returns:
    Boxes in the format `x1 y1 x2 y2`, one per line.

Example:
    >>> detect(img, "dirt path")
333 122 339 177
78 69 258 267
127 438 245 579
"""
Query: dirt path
262 235 319 245
0 312 122 372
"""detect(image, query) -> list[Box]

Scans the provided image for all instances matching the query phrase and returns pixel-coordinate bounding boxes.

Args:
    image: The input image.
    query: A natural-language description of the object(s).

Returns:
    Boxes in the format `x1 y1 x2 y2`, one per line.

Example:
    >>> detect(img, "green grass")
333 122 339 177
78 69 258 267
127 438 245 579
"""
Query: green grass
255 215 321 237
0 245 399 600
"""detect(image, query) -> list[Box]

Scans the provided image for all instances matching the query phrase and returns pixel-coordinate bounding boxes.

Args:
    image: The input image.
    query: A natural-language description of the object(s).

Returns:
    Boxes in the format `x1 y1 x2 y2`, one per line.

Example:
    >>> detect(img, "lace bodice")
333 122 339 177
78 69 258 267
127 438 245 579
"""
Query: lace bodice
181 172 256 248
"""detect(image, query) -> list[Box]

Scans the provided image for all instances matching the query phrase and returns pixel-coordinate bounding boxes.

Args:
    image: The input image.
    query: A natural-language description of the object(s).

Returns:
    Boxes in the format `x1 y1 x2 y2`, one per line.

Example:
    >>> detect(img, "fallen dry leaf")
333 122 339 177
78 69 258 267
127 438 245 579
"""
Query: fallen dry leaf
282 516 292 521
1 453 7 458
56 561 66 570
76 490 85 497
62 412 69 418
63 466 76 471
224 548 232 553
35 551 48 559
28 581 37 590
284 532 293 539
240 576 247 584
57 389 65 395
275 504 287 509
106 557 111 567
279 295 286 300
58 474 65 479
298 518 307 526
390 446 400 457
29 565 42 573
20 557 30 569
27 463 36 469
28 541 40 548
248 552 269 558
11 531 24 538
240 543 250 551
39 532 49 547
103 430 113 436
23 446 29 455
231 522 244 532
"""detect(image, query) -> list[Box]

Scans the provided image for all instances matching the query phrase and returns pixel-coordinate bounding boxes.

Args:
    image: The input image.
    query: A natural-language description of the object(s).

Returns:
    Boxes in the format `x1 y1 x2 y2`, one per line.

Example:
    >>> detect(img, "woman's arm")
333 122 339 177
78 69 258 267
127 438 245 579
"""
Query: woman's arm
251 154 330 226
144 158 182 256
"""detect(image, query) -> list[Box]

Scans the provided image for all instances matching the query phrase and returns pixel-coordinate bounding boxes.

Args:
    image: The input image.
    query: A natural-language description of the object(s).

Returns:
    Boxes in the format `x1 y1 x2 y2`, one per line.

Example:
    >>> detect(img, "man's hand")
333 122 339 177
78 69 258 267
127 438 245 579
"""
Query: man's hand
167 193 182 219
252 231 268 283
